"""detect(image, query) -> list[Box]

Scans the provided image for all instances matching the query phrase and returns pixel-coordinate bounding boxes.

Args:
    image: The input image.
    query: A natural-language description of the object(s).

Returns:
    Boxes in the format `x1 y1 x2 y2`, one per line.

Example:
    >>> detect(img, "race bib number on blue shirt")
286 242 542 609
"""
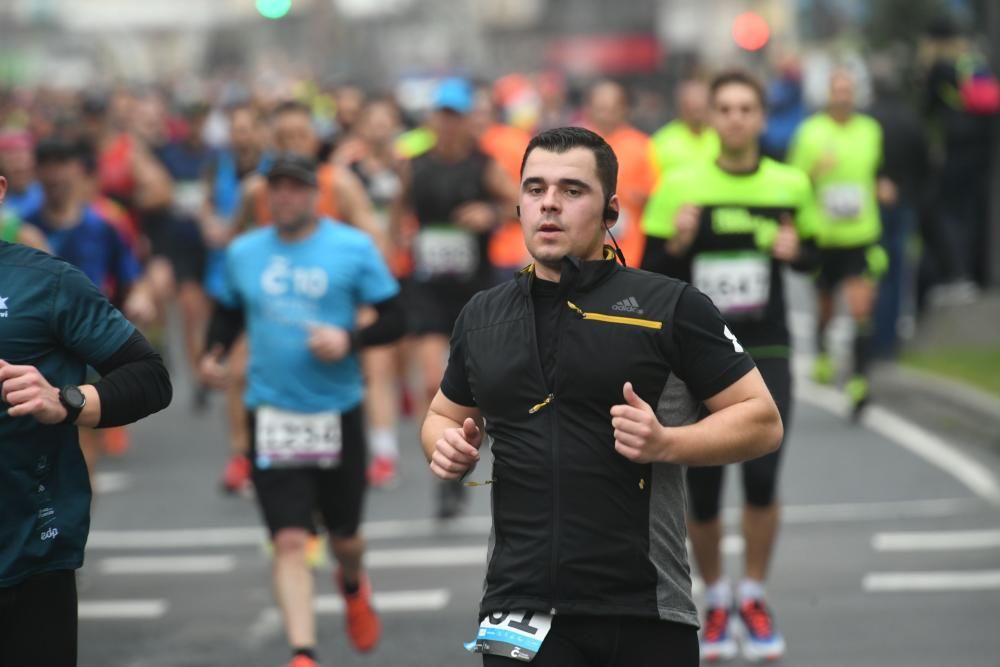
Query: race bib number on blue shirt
255 406 342 469
464 610 553 662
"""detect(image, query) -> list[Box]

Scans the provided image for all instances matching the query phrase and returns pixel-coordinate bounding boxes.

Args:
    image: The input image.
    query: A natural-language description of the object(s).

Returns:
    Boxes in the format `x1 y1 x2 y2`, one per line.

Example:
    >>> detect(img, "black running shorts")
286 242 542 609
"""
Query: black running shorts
247 405 368 538
481 615 698 667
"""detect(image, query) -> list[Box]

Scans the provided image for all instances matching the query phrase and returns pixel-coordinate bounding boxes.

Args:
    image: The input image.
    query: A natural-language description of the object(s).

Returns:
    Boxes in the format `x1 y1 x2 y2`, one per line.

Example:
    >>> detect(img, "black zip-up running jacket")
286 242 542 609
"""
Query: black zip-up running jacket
441 250 755 627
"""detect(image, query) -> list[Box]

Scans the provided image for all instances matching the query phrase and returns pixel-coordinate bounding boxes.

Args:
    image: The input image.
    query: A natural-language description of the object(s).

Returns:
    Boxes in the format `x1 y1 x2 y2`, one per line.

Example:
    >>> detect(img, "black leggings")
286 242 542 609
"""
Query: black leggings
482 615 698 667
687 357 792 521
0 570 78 666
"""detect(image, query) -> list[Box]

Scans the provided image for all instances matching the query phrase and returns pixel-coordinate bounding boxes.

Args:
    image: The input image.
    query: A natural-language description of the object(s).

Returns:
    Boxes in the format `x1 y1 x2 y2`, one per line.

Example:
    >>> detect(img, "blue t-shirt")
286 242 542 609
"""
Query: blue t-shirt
27 205 142 298
3 182 44 219
156 141 215 183
0 242 135 586
217 219 399 413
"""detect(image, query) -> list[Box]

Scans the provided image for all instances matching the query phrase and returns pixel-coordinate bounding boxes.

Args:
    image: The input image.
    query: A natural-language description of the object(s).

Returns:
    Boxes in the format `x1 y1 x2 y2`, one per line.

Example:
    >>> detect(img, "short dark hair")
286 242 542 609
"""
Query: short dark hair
519 126 618 201
271 99 311 121
34 137 80 166
709 68 768 109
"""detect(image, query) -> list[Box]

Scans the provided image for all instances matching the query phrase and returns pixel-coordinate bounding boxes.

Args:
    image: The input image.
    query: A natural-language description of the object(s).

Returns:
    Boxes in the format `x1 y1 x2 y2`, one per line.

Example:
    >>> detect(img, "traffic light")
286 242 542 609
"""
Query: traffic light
256 0 292 20
732 12 770 52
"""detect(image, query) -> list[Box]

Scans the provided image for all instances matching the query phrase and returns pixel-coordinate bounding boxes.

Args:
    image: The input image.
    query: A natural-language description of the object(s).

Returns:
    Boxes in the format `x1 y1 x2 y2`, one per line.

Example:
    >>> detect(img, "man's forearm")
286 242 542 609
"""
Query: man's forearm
89 330 173 428
206 302 245 357
353 296 404 350
74 385 102 428
661 396 783 467
420 411 463 462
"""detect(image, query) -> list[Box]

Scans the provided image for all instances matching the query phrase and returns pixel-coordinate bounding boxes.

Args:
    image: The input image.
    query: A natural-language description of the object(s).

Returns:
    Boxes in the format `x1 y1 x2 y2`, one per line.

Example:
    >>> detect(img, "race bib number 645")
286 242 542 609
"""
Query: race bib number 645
465 610 553 662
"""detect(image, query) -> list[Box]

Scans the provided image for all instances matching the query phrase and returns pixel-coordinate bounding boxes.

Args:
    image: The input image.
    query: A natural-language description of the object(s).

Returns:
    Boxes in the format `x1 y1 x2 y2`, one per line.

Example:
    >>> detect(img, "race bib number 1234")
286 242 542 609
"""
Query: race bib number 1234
255 406 342 469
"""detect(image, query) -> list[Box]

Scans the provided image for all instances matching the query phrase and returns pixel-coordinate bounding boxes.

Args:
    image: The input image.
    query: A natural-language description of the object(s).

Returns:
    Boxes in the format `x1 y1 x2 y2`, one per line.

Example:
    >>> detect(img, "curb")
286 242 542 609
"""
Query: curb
797 380 1000 506
890 364 1000 416
871 363 1000 454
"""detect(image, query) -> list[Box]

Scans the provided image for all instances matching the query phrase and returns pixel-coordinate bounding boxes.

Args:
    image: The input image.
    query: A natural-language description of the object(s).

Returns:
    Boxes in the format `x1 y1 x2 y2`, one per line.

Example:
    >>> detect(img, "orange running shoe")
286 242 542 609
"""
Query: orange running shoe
220 454 251 495
367 455 399 489
102 427 131 457
286 656 318 667
338 571 380 652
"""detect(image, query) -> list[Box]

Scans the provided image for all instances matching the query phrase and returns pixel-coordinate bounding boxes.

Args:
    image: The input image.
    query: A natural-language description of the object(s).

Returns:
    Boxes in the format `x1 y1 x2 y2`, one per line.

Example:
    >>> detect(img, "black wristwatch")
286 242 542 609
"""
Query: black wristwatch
59 385 87 425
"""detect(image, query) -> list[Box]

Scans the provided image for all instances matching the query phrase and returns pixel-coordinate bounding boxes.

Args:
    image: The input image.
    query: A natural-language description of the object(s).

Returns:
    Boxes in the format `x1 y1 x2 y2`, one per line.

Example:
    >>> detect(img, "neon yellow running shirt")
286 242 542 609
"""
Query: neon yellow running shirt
787 112 882 248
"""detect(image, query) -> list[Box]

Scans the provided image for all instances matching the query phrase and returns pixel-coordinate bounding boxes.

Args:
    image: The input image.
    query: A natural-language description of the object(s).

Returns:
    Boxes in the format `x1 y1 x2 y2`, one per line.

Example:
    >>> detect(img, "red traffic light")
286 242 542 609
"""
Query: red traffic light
732 12 770 52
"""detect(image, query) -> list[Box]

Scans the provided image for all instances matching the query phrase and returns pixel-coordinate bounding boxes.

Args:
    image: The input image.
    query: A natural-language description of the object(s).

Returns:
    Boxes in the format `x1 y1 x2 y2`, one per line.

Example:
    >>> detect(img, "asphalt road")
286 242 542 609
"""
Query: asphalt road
78 279 1000 667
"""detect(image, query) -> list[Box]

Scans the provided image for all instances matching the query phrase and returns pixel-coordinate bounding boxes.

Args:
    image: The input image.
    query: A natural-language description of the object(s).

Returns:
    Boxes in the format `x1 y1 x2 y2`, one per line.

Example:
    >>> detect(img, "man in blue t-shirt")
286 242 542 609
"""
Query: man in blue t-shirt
26 138 154 315
201 153 404 667
0 174 172 666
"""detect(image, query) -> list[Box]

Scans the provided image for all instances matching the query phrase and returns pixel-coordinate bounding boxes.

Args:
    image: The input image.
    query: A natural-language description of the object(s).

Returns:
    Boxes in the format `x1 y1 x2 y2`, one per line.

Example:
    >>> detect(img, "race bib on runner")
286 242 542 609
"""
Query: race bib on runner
692 251 772 319
174 181 204 217
255 406 342 469
465 610 553 662
821 184 864 221
413 225 479 281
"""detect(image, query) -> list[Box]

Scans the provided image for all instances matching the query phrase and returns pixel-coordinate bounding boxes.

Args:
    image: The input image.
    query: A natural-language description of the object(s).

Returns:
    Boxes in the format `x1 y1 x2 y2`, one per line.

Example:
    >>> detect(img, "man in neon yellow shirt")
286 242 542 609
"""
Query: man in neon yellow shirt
642 69 819 663
648 80 720 178
788 69 887 416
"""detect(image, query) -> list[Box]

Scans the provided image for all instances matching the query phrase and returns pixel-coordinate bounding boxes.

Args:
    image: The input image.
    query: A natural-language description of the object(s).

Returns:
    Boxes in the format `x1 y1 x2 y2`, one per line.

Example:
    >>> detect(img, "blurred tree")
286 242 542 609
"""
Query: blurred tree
866 0 945 48
867 0 991 48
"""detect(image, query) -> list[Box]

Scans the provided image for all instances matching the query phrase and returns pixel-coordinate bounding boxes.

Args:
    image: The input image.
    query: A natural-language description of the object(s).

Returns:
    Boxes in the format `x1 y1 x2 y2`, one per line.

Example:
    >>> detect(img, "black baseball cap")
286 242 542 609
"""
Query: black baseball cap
266 153 318 187
34 137 81 165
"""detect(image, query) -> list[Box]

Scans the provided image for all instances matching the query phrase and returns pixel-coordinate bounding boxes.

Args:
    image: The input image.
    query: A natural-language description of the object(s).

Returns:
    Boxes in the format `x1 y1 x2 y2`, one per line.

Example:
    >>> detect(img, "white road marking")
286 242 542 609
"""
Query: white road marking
362 515 493 539
721 535 744 556
79 599 168 620
88 526 264 549
88 516 492 549
315 588 451 614
87 497 988 551
93 471 132 495
766 497 984 525
98 555 237 575
366 545 486 569
873 529 1000 552
245 589 450 649
798 382 1000 505
863 570 1000 592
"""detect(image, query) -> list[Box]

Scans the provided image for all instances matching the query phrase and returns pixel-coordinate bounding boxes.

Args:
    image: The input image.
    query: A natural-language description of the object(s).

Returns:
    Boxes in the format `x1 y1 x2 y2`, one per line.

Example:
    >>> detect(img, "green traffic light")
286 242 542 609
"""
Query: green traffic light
256 0 292 19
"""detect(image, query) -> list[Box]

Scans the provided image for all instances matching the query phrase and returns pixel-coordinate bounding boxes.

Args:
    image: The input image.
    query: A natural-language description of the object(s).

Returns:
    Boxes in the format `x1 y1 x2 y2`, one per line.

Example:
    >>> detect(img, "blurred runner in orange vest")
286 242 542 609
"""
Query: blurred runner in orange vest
583 80 655 265
471 83 533 277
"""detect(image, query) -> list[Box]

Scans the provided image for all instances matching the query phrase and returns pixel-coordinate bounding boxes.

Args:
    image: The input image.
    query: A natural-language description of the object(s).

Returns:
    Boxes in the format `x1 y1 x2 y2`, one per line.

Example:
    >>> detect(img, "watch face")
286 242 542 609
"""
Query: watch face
63 386 86 410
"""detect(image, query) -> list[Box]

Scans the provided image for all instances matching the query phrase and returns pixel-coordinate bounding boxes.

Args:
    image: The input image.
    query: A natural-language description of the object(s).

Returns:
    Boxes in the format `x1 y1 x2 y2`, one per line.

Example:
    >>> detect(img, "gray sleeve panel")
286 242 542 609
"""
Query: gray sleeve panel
484 435 498 600
649 373 702 628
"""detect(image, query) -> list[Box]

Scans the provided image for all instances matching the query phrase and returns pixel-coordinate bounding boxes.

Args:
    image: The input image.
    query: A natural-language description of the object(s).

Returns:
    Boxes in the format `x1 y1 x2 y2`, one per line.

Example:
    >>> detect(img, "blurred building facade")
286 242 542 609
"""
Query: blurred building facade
0 0 906 88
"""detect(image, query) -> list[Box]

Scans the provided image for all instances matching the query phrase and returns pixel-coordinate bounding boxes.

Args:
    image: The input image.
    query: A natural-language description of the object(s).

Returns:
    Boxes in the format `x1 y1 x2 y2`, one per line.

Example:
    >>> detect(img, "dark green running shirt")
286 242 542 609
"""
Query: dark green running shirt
0 241 134 586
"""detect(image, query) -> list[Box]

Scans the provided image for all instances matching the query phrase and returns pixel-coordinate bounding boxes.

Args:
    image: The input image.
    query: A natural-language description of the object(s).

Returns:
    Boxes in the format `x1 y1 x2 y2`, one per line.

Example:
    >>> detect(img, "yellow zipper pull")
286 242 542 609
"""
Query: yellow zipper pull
566 301 585 317
529 393 555 414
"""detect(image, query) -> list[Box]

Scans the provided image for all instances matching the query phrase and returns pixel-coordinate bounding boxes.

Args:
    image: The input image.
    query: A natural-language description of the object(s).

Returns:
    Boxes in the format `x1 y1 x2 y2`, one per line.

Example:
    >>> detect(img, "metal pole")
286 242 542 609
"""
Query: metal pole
989 1 1000 286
